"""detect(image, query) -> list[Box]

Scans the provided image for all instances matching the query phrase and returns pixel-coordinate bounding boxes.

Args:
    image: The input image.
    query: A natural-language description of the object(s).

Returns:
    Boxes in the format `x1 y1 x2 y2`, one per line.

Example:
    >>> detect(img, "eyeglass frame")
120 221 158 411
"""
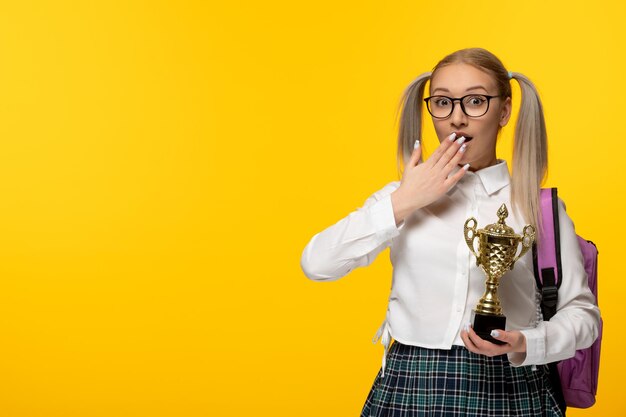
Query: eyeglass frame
423 94 505 119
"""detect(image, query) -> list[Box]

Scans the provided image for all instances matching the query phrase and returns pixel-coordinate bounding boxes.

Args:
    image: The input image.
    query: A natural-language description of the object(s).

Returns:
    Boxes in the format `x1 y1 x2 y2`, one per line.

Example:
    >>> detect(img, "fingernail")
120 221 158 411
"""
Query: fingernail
463 323 469 332
462 163 470 171
414 139 420 149
456 136 466 145
459 144 467 153
448 132 457 141
490 330 500 338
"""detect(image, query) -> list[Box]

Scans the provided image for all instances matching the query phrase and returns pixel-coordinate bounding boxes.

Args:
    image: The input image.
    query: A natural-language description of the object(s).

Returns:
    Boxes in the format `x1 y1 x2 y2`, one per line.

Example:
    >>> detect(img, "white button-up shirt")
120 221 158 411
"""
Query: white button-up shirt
301 160 600 377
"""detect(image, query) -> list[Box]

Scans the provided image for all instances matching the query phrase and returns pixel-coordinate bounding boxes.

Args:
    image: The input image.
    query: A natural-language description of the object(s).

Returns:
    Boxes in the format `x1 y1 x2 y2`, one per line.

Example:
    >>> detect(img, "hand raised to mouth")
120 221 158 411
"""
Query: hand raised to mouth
390 132 470 225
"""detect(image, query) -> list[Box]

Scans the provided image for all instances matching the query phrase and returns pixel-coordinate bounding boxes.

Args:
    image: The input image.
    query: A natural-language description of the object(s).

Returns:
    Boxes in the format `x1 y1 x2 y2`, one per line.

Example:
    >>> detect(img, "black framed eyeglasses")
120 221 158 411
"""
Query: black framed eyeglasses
423 94 503 119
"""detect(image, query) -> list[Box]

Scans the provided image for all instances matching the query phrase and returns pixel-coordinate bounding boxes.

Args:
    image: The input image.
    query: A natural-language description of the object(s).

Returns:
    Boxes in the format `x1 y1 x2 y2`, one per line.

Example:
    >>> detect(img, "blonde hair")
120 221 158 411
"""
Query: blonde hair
394 47 547 236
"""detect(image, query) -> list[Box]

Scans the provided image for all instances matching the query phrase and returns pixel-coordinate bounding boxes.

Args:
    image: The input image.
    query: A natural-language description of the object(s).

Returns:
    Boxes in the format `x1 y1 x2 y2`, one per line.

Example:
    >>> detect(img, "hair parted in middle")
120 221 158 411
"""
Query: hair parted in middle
394 47 548 239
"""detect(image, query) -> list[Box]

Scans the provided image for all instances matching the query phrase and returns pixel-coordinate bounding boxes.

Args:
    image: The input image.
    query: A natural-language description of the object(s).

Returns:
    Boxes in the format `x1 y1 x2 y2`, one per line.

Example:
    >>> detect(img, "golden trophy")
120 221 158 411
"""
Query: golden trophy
463 204 536 344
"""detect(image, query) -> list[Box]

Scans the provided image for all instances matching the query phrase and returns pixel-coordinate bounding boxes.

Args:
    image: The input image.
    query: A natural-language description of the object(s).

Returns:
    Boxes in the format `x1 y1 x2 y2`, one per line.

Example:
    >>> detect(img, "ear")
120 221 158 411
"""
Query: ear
499 96 512 127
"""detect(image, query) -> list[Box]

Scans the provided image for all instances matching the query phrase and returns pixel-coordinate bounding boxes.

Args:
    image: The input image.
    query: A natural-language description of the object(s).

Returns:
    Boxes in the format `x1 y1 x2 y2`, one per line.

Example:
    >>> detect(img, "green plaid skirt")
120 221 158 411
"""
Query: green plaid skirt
361 341 564 417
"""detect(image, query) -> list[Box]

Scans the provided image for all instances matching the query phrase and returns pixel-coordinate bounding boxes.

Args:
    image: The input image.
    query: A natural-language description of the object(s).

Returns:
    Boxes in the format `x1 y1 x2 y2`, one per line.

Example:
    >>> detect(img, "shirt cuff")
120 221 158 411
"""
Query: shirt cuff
508 327 545 367
369 194 404 241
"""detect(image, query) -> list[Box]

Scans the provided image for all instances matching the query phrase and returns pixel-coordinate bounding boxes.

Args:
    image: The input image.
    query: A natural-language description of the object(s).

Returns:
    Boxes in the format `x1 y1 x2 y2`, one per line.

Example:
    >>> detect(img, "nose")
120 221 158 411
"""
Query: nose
450 101 468 127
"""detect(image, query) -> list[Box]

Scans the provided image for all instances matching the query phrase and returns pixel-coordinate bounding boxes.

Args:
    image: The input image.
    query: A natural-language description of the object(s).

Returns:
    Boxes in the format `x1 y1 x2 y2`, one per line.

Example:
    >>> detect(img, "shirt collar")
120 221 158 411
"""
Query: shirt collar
463 159 511 195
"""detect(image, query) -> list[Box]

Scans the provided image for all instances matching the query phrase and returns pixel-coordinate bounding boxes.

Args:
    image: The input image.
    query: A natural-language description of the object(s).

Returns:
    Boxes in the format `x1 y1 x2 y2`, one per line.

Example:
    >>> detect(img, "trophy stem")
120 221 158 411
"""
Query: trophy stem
475 275 503 316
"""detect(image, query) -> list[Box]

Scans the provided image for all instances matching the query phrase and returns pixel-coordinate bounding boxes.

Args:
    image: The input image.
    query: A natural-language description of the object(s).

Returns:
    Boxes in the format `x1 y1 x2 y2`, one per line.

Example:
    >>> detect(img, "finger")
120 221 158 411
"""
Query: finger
438 146 468 190
489 329 509 344
423 132 457 168
491 330 525 352
460 327 479 353
408 139 422 167
466 326 506 356
433 136 466 172
441 141 468 176
466 325 487 348
443 162 470 190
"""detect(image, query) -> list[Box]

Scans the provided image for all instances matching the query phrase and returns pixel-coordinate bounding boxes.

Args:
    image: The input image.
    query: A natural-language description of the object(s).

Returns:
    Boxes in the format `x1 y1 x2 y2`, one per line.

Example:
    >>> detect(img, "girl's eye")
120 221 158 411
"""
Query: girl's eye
434 98 450 107
467 96 485 106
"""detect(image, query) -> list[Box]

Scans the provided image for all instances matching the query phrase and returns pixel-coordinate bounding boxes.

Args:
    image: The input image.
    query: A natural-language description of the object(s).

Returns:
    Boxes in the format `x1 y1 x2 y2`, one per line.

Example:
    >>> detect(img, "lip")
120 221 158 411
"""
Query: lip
454 132 473 142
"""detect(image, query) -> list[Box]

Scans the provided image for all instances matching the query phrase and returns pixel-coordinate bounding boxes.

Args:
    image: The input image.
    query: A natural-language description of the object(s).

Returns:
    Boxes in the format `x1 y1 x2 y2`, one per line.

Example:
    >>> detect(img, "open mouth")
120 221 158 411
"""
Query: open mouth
454 132 473 143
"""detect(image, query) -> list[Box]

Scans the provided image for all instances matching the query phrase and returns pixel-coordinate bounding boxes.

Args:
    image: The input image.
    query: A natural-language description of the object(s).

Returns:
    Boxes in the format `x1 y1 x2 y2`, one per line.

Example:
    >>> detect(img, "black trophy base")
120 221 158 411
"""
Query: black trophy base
472 311 506 345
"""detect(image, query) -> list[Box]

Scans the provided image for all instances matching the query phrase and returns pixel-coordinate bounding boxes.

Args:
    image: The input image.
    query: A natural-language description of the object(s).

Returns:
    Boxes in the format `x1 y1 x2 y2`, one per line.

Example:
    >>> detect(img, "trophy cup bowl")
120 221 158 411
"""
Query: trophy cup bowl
463 204 535 345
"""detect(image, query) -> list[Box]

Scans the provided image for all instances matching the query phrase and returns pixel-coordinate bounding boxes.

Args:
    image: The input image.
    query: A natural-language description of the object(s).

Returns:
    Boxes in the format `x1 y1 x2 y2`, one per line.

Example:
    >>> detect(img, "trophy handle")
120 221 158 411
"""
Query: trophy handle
463 218 480 266
511 224 536 268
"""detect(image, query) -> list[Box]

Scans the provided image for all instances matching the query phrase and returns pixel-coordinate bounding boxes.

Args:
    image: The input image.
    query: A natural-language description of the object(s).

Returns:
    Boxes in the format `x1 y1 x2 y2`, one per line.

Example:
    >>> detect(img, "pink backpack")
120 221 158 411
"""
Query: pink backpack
533 188 602 410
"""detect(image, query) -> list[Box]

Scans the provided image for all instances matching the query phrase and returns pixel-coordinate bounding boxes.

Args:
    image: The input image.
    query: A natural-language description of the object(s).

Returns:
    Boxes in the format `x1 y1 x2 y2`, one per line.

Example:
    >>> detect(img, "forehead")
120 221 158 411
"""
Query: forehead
429 63 497 95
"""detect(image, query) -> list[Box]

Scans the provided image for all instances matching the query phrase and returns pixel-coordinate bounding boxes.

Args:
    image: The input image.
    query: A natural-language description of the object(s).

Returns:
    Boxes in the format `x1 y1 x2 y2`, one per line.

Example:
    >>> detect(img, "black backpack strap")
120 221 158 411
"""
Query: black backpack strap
540 268 558 321
534 188 567 415
548 362 567 415
533 188 562 321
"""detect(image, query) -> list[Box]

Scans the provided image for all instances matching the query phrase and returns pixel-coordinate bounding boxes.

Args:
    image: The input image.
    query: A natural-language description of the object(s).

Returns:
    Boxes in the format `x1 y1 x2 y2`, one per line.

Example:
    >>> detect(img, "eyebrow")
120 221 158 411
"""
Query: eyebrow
431 85 489 94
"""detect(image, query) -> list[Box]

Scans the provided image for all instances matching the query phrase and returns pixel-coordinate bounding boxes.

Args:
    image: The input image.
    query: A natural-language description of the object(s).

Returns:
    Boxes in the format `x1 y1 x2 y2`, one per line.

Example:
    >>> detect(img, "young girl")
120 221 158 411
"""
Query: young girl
300 48 601 416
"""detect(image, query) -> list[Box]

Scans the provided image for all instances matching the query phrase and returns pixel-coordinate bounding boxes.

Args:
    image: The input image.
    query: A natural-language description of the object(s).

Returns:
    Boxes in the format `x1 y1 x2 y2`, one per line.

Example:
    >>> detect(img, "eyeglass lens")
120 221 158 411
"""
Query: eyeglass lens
427 95 490 118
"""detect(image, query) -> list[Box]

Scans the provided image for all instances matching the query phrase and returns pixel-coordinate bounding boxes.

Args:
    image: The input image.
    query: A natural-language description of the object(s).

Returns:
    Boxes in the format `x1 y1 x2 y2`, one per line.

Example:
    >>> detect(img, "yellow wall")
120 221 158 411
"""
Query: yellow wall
0 1 622 416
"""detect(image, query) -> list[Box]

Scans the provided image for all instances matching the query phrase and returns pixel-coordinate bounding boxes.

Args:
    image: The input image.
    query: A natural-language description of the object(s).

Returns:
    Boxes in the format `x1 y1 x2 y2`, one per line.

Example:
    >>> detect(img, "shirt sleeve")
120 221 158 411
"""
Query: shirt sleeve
300 181 405 281
508 197 601 366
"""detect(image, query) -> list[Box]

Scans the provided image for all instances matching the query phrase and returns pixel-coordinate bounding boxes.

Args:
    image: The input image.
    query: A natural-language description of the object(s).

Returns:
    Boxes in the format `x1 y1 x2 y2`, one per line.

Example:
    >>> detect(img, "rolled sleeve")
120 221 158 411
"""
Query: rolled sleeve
508 327 546 366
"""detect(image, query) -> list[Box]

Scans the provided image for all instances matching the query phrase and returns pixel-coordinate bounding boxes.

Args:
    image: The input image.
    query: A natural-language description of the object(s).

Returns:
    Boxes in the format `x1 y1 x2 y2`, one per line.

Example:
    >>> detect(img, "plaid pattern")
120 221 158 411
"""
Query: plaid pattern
361 341 563 417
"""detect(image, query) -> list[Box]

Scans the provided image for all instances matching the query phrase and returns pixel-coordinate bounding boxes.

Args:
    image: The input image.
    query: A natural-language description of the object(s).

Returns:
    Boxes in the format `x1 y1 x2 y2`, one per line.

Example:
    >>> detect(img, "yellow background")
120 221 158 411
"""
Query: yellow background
0 1 622 416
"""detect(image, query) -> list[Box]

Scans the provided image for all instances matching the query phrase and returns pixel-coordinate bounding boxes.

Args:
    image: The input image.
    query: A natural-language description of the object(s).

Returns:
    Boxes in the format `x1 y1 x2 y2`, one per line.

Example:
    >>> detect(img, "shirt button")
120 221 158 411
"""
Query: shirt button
456 306 462 312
